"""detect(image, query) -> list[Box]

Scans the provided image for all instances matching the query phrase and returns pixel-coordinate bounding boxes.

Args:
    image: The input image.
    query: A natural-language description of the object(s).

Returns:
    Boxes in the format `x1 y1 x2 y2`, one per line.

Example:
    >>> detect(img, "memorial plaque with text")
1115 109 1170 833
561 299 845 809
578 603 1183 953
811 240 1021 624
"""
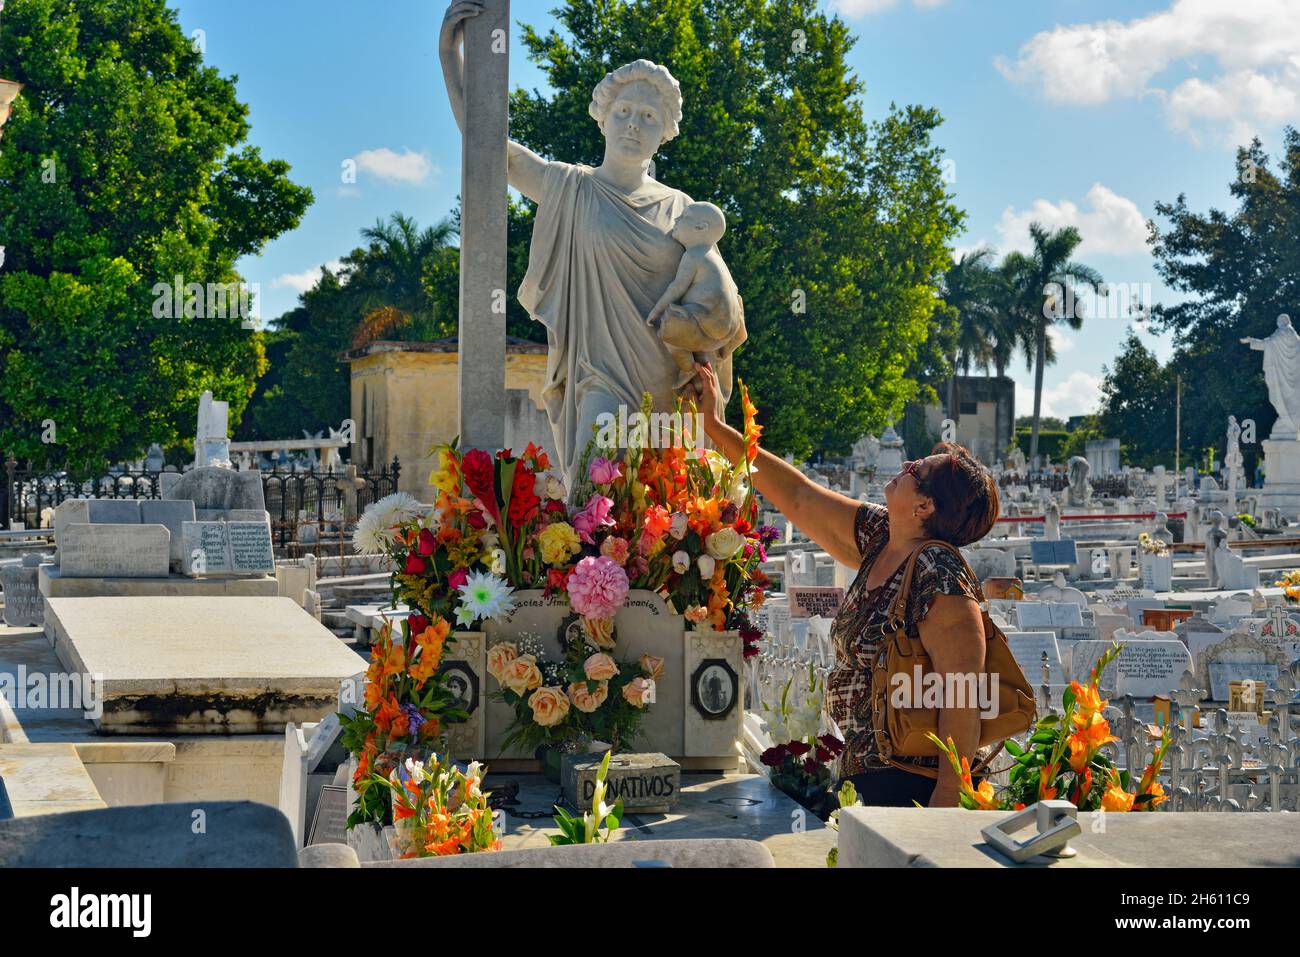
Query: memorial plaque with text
788 586 845 619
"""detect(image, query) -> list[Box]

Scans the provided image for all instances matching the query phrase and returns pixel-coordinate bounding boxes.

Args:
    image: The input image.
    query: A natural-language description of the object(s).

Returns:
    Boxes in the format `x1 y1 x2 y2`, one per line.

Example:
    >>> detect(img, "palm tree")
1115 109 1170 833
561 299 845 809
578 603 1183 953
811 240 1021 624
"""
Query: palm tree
939 247 1002 411
1000 223 1104 463
349 213 458 342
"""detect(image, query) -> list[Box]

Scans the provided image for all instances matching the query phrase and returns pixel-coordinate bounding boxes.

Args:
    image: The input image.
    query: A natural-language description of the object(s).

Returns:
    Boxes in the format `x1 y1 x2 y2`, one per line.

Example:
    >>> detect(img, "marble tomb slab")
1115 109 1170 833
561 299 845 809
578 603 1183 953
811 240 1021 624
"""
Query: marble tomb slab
57 524 169 578
43 596 365 733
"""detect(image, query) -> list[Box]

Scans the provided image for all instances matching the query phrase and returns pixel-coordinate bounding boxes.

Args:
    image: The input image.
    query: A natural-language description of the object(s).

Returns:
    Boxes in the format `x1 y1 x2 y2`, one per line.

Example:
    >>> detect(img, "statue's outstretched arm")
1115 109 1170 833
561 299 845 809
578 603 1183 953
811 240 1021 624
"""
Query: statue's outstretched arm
441 1 545 202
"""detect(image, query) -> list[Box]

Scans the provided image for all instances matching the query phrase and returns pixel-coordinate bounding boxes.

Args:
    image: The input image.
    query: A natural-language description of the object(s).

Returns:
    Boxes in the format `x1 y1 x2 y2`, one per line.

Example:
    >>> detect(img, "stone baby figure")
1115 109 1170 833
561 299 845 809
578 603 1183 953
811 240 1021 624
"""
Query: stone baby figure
646 201 747 383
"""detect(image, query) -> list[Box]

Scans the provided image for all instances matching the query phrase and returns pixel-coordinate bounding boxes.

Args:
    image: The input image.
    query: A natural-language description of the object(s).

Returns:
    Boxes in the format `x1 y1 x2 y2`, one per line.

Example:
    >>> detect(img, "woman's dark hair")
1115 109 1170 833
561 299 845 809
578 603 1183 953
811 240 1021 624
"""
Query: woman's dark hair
915 442 1000 546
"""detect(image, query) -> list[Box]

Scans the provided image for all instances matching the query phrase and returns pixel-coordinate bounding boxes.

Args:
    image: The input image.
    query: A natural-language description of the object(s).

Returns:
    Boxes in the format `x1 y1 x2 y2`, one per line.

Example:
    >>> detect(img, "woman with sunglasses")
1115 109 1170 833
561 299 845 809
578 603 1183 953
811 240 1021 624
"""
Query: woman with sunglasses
692 362 1001 806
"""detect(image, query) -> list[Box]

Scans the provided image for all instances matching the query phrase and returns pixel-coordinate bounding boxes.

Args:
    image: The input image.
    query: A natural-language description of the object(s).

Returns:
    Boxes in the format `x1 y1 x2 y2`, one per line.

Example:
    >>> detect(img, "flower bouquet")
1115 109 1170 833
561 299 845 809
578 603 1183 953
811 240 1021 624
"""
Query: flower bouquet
1275 569 1300 605
369 752 502 858
479 389 772 756
929 644 1171 813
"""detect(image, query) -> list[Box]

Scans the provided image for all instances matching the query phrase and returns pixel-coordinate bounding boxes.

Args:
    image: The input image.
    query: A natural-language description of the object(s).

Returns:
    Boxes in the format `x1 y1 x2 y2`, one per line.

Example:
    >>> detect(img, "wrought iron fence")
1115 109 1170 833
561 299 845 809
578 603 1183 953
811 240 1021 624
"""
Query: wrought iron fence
1 455 401 555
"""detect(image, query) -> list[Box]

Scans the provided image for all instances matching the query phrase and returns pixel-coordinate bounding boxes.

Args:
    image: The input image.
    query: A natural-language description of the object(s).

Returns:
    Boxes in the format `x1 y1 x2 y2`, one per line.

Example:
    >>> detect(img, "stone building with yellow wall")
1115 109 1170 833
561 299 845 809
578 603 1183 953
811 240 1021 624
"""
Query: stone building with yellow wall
344 338 556 499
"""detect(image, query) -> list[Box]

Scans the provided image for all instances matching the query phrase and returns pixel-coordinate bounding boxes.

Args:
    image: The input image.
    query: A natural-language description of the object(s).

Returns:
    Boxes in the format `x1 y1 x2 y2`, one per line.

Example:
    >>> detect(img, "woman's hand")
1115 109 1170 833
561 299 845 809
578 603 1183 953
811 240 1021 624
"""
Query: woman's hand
692 361 723 433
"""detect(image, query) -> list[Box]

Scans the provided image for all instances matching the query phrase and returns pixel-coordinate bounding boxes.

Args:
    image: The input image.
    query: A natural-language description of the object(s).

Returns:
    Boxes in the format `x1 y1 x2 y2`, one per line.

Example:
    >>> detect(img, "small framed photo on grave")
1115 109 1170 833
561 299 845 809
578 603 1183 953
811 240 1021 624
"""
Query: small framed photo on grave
690 658 739 720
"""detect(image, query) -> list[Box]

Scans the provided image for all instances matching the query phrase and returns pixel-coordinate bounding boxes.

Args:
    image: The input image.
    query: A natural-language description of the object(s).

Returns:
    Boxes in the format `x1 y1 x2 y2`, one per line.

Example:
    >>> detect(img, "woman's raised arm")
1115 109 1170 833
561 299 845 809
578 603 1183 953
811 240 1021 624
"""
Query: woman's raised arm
695 362 864 567
439 0 546 202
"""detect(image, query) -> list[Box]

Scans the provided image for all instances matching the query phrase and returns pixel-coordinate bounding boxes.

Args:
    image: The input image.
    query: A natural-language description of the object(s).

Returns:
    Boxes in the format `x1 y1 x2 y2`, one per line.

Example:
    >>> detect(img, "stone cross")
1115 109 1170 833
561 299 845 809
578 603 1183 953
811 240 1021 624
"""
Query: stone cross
456 0 509 451
1266 603 1291 641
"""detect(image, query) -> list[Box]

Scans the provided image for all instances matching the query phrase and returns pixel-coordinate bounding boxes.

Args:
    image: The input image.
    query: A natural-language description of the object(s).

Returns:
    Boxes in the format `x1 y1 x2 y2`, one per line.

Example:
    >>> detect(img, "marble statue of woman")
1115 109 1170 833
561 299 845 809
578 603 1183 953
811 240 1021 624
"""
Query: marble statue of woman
1241 315 1300 439
440 1 744 485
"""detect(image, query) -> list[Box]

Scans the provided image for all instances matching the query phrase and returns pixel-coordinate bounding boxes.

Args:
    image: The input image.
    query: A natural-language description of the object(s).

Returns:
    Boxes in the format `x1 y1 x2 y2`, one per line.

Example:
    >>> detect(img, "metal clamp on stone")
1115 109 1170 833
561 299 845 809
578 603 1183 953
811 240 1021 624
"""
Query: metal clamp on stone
980 800 1080 864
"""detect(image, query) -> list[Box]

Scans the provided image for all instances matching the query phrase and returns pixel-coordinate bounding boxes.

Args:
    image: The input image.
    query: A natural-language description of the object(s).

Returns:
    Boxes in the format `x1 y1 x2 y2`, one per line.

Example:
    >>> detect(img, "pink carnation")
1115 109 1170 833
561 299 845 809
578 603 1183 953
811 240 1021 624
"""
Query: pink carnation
567 555 630 620
588 456 622 485
571 494 615 544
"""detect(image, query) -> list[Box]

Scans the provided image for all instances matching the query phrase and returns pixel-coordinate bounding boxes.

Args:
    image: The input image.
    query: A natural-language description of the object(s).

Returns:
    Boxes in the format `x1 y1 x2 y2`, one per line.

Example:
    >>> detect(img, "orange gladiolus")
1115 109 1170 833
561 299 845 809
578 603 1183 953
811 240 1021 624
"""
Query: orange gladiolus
1072 711 1119 752
687 495 723 537
378 641 406 681
1136 780 1167 811
1101 787 1135 812
1069 680 1106 726
739 379 762 465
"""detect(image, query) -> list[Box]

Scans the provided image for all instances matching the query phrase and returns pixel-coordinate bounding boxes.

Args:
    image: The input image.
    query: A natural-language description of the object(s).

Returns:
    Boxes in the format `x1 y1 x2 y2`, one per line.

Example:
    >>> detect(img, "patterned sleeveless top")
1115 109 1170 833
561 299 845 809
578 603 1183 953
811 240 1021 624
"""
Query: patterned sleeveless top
826 503 981 776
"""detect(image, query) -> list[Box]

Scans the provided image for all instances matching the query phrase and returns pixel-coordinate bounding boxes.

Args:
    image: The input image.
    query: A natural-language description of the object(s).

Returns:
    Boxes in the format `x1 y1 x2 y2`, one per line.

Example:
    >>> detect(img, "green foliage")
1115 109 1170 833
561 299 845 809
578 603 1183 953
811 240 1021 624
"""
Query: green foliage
508 0 963 458
1097 330 1177 467
549 749 623 845
1014 428 1069 462
0 0 312 469
1147 128 1300 479
241 213 462 439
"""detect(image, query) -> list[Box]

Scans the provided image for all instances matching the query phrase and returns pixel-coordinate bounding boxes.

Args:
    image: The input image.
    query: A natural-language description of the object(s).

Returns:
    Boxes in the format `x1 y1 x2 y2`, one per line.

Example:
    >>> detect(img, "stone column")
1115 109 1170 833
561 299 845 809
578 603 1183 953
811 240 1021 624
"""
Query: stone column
456 0 510 451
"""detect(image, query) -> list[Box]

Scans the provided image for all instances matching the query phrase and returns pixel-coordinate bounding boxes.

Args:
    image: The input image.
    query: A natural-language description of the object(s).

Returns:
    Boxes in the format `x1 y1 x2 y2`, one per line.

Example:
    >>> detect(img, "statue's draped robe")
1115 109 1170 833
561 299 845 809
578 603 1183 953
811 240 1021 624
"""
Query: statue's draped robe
1259 326 1300 436
518 160 733 484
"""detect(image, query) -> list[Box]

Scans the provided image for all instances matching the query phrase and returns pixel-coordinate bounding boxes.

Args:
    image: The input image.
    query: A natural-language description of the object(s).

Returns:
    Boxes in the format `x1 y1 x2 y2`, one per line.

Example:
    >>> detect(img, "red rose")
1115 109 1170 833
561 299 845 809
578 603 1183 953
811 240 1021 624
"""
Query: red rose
466 509 487 530
760 745 787 767
403 553 426 574
803 757 818 774
461 449 499 521
786 740 812 758
545 500 567 515
508 465 540 525
407 614 429 637
816 747 832 763
417 528 435 556
818 733 844 755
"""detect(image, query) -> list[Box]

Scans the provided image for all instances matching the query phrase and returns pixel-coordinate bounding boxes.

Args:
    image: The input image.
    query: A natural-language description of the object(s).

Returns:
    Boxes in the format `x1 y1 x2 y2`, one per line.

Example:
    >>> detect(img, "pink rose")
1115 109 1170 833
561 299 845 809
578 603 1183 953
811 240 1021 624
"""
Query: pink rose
571 495 615 544
584 652 619 681
447 567 469 590
622 676 656 708
567 555 630 619
588 456 622 485
599 536 630 564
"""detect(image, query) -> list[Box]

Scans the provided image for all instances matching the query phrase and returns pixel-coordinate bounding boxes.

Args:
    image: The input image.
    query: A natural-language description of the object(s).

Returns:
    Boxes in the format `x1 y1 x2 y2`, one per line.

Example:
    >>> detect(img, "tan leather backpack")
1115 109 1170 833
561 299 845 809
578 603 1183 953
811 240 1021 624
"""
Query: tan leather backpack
869 539 1037 776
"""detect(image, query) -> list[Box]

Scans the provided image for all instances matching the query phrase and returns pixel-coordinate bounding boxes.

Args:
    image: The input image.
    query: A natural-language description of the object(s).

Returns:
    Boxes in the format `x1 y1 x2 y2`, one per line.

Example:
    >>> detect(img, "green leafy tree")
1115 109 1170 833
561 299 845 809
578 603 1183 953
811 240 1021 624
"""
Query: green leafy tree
1000 224 1103 463
1149 128 1300 478
0 0 312 470
508 0 962 458
1097 329 1177 468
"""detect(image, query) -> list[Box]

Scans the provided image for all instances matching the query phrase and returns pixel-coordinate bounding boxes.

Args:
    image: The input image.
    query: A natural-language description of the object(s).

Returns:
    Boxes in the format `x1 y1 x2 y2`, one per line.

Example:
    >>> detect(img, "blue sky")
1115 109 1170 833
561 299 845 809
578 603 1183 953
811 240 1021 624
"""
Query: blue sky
168 0 1296 419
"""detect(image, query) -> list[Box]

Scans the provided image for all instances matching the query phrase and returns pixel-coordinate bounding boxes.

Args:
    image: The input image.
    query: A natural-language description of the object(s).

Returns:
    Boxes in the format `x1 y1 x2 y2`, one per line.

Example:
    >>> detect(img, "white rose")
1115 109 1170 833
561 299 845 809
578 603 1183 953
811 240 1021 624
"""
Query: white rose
672 550 690 574
669 512 688 539
544 474 566 501
705 527 744 560
697 554 716 579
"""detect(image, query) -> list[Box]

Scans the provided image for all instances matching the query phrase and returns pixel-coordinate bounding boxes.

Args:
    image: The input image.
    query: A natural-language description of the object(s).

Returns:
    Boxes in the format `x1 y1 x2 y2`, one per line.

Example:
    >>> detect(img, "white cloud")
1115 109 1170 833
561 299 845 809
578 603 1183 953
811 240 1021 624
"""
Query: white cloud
995 0 1300 143
828 0 945 15
353 147 435 185
1015 371 1102 420
1047 327 1074 354
995 183 1149 256
271 260 346 294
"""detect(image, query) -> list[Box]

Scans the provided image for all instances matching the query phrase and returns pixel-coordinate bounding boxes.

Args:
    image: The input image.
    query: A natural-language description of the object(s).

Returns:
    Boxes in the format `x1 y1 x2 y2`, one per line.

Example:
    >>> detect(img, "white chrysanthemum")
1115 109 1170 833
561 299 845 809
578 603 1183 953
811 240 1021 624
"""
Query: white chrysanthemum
457 570 516 623
353 491 424 554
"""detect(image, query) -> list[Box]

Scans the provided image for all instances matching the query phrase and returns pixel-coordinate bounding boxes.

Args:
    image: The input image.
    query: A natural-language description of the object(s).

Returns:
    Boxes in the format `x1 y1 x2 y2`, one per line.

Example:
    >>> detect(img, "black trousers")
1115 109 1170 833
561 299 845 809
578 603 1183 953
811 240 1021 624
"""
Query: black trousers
841 767 936 807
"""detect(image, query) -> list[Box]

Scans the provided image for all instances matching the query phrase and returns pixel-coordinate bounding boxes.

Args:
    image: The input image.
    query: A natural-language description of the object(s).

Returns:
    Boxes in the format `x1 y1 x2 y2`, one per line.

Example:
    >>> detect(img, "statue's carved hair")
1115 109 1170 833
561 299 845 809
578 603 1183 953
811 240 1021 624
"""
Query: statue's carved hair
589 59 683 146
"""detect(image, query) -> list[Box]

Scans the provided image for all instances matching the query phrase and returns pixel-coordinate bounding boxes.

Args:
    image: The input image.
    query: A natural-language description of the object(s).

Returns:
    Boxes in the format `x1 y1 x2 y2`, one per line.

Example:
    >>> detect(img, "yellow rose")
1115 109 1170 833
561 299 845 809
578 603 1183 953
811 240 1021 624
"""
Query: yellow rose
486 641 517 683
529 686 570 727
622 676 656 708
581 616 617 649
583 652 619 681
705 527 744 560
539 522 582 566
567 680 609 713
502 654 543 696
639 654 665 681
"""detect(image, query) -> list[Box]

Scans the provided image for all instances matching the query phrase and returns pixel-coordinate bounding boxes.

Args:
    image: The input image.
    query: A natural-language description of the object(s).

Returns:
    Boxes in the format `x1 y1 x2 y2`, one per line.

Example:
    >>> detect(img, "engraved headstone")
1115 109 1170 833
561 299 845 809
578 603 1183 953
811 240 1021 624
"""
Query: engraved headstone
1 554 45 626
788 586 845 619
1006 631 1065 685
182 521 233 575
